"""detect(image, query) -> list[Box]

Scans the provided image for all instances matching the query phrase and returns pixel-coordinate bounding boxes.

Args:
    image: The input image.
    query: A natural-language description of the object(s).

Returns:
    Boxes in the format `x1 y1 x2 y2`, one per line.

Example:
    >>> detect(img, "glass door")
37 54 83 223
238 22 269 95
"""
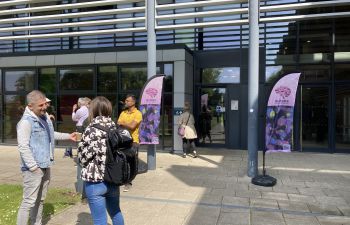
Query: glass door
198 87 226 146
300 86 330 151
335 86 350 153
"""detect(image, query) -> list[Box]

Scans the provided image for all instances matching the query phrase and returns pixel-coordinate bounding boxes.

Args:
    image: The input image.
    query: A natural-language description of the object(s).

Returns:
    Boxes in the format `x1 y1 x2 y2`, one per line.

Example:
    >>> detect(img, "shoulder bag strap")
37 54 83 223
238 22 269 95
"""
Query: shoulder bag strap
184 114 191 126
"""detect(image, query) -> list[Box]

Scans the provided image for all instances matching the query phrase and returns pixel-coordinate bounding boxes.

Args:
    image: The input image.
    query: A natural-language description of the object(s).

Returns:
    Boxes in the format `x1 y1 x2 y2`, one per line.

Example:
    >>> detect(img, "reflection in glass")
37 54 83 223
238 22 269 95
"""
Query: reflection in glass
59 68 94 91
4 95 26 143
265 65 296 83
335 17 350 52
301 87 328 149
299 20 331 64
120 67 147 90
299 64 330 81
163 64 173 93
5 70 35 92
39 68 56 94
200 88 226 145
335 87 350 152
335 64 350 81
265 22 297 65
202 67 240 84
98 66 117 92
159 93 173 148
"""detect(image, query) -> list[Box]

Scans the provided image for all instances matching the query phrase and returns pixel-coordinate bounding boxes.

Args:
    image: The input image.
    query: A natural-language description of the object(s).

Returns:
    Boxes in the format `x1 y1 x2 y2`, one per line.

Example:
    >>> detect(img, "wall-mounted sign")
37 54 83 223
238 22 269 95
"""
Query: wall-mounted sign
174 108 184 115
231 100 239 110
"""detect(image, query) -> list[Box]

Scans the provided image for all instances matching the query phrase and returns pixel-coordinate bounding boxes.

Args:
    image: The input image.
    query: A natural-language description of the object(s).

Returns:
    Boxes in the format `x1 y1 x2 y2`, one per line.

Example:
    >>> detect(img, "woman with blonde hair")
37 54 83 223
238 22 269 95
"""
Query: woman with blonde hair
178 101 198 158
78 96 124 225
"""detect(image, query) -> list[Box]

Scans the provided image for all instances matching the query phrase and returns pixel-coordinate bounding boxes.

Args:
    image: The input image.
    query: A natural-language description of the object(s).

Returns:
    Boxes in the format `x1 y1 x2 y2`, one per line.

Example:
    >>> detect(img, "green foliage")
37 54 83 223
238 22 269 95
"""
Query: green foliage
0 184 80 225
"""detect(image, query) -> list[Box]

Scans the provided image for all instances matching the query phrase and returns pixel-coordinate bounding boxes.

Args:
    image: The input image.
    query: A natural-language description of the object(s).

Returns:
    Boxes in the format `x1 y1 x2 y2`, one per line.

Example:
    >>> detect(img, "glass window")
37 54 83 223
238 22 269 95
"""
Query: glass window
202 67 240 84
265 65 297 83
299 64 330 81
163 64 173 93
265 22 297 65
335 64 350 81
335 86 350 152
0 69 2 93
59 67 94 91
39 68 56 94
299 20 332 64
98 66 117 93
4 95 26 143
335 11 350 52
5 70 35 92
120 67 147 91
160 93 173 148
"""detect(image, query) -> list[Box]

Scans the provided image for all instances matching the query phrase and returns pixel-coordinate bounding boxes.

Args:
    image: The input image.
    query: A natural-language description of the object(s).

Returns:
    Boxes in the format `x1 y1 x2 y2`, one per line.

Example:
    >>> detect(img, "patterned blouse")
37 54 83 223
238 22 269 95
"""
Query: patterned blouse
77 116 116 182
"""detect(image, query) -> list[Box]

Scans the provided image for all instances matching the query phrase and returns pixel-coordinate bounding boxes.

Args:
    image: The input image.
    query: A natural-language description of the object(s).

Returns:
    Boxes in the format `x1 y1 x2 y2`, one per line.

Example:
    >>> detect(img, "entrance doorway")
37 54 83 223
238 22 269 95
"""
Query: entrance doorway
299 86 330 151
198 87 226 146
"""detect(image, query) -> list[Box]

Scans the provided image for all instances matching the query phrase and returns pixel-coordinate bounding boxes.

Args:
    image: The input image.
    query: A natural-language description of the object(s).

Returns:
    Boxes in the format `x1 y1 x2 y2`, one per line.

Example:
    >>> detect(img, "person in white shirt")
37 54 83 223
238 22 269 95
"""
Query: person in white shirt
72 97 90 133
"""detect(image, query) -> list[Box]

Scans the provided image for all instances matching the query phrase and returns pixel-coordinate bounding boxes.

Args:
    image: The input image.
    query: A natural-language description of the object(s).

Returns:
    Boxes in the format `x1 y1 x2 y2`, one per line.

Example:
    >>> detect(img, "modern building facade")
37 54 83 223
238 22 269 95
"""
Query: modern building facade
0 0 349 154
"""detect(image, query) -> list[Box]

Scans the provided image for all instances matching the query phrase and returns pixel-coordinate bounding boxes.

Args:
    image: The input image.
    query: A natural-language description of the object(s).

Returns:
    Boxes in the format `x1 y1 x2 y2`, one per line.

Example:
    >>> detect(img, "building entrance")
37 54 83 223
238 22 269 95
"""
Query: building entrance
297 86 330 152
198 87 226 146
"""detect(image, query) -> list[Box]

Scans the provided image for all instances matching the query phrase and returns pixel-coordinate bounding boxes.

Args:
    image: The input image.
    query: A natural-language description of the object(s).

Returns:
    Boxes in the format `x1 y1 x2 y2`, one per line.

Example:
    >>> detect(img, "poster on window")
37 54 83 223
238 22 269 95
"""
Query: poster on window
265 73 301 153
139 75 165 144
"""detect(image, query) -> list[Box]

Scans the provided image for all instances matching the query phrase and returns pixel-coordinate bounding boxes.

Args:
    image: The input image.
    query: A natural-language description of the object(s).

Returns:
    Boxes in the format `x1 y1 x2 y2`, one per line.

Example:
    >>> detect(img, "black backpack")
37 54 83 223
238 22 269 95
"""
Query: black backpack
92 124 138 186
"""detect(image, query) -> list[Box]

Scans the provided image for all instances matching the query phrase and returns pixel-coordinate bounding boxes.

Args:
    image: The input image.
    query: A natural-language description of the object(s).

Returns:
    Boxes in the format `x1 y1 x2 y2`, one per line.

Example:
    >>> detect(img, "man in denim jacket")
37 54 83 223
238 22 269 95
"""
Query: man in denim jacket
16 90 76 225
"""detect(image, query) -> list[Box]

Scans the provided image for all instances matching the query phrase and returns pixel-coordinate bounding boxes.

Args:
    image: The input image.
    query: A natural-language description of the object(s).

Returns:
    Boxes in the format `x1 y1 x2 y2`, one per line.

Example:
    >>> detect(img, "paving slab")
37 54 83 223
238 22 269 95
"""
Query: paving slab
1 145 350 225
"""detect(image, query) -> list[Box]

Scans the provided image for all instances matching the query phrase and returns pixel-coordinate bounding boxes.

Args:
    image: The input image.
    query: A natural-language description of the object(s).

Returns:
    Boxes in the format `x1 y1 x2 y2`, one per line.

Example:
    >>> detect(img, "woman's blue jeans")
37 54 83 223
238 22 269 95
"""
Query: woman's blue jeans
85 181 124 225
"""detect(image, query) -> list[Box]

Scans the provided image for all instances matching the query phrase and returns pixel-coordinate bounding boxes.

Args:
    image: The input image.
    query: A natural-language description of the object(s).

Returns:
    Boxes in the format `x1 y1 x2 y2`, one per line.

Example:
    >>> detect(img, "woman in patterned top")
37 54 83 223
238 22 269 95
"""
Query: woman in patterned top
78 96 124 225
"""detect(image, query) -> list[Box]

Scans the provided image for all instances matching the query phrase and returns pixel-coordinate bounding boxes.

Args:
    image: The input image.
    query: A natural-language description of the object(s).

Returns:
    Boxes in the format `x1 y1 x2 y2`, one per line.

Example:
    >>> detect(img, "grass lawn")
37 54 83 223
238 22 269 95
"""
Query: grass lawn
0 184 80 225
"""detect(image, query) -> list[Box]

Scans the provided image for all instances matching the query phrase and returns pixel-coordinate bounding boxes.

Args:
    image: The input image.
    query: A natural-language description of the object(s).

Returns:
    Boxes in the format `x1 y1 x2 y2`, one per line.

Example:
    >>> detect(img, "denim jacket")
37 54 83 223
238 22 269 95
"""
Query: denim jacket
17 107 55 171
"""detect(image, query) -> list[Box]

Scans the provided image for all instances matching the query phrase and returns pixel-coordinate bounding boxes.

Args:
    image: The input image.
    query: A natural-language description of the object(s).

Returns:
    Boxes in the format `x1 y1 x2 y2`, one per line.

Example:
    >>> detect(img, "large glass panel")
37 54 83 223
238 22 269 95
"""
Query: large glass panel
265 22 297 65
39 68 56 94
299 20 331 64
301 87 329 150
163 63 173 93
335 87 350 152
335 64 350 81
265 65 296 83
120 67 147 91
199 88 226 145
59 67 94 91
97 66 117 93
335 16 350 52
4 95 26 143
56 94 94 145
202 67 240 84
0 94 2 142
299 64 330 81
5 70 35 92
160 93 173 148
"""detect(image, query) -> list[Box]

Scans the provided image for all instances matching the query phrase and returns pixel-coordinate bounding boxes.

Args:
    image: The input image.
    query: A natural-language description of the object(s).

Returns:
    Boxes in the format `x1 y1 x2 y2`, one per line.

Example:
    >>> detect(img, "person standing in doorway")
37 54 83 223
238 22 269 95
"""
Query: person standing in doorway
199 104 212 144
178 101 198 158
117 94 142 192
16 90 76 225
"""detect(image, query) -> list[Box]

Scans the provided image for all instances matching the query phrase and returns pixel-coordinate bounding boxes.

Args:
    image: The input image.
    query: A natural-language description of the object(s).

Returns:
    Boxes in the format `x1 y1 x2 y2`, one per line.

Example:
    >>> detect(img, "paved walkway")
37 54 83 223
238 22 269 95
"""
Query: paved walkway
1 145 350 225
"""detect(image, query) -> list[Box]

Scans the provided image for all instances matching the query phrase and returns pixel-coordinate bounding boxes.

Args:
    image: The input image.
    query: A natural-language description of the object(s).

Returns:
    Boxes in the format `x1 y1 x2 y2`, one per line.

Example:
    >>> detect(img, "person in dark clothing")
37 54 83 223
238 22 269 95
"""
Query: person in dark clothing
199 104 212 144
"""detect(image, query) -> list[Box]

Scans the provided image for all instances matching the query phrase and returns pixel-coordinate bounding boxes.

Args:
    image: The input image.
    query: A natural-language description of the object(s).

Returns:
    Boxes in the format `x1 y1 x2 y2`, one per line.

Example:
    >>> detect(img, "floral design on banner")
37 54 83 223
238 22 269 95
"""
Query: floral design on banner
275 86 291 99
139 104 161 144
145 88 158 98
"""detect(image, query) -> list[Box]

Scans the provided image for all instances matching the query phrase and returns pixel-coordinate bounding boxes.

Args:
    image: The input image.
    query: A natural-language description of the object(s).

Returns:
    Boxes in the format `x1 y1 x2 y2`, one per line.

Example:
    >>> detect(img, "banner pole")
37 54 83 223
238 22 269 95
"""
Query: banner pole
147 0 156 170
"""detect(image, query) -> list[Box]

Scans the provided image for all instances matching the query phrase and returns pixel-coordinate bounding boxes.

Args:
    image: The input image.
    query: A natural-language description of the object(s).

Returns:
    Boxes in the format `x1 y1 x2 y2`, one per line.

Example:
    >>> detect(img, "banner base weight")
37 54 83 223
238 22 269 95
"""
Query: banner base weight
252 175 277 187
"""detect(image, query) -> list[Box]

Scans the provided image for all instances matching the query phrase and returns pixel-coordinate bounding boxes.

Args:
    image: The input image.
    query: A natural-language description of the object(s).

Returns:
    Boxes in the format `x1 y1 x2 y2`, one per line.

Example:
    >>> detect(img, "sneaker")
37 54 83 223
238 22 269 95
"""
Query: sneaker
193 151 197 158
182 153 187 158
123 183 132 192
